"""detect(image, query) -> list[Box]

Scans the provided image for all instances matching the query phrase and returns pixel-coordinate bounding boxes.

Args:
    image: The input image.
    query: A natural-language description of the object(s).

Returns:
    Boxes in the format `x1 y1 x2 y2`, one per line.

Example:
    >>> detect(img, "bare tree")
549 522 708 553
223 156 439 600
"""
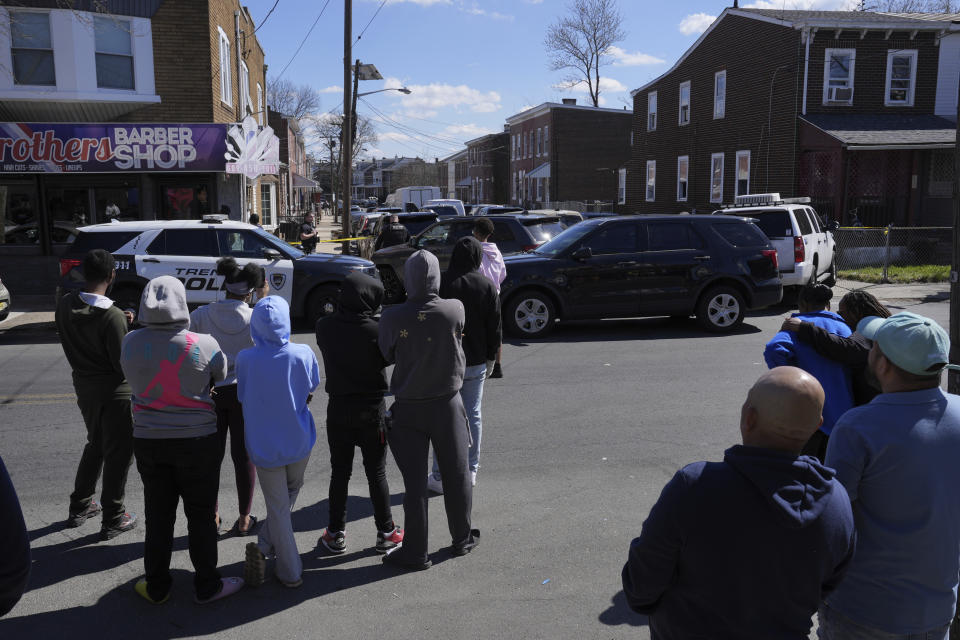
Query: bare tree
858 0 954 10
544 0 626 108
267 76 321 119
303 112 378 165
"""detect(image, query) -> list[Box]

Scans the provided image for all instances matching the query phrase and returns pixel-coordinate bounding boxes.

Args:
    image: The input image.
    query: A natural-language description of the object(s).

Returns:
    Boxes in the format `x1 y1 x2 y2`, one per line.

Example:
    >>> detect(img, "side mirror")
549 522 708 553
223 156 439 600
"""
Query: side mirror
571 246 592 261
829 221 840 231
262 248 282 260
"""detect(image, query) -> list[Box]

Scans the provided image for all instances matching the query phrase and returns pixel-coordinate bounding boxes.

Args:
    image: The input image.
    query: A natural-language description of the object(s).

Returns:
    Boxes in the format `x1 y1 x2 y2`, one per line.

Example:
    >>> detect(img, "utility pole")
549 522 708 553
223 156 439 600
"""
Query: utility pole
341 0 352 253
950 73 960 397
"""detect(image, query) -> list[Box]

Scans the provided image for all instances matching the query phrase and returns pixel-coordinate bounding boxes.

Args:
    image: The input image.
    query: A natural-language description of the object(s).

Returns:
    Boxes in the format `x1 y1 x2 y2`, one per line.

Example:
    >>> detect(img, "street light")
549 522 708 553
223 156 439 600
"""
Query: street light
357 86 412 99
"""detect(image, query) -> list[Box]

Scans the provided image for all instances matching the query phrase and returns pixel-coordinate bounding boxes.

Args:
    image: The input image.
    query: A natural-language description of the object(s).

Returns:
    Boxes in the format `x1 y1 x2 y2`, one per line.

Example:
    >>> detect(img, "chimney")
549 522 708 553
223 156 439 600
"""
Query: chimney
562 98 576 105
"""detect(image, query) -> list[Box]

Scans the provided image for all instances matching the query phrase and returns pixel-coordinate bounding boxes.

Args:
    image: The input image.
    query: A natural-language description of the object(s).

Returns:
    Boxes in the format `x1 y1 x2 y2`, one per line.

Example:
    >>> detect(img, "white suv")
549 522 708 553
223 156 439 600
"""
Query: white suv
716 194 836 289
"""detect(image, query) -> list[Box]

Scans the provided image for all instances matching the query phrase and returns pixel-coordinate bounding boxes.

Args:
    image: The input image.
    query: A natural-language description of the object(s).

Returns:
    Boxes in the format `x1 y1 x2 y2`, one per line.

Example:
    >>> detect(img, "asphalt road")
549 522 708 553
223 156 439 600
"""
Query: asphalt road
0 289 949 640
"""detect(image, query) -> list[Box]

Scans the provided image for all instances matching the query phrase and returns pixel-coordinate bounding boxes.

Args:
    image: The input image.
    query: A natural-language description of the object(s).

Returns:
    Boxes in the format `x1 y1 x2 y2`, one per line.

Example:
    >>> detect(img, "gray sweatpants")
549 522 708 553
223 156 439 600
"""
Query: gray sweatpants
255 453 310 584
389 393 473 564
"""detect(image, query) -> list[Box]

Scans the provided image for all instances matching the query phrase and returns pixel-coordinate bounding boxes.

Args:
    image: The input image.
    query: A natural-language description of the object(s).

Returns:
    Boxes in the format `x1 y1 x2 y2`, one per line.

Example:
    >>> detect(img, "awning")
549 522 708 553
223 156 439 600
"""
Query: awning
527 162 551 179
456 177 472 187
292 173 319 188
800 114 956 150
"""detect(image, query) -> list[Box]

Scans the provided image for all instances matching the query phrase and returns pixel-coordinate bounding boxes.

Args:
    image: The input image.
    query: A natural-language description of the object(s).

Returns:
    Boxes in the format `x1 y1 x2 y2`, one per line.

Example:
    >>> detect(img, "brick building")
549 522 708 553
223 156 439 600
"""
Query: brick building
627 8 959 225
269 110 316 225
506 100 632 209
0 0 272 269
438 148 467 200
465 131 509 204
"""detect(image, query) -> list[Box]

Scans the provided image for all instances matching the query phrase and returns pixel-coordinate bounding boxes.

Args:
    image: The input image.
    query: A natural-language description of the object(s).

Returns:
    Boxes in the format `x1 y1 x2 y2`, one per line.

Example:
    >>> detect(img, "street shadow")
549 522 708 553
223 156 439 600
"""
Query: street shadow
505 316 763 345
2 546 458 638
0 321 61 345
299 493 404 533
598 590 649 628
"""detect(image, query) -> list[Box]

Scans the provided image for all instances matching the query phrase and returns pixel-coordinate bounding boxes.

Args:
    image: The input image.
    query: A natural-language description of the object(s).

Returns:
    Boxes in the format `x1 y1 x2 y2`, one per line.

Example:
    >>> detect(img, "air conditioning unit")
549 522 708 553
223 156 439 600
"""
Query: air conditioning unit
827 87 853 102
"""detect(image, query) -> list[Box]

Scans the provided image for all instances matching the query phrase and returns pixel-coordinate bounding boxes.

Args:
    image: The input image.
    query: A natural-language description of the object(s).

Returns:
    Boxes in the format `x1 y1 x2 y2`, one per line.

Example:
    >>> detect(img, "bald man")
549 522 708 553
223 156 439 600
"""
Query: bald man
621 368 856 639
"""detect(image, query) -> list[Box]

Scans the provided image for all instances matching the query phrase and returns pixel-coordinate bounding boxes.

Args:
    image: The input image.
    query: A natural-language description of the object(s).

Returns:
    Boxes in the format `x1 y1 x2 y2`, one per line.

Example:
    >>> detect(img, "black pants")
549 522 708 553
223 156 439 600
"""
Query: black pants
388 393 472 564
134 434 222 601
326 398 393 533
214 385 256 516
70 391 134 527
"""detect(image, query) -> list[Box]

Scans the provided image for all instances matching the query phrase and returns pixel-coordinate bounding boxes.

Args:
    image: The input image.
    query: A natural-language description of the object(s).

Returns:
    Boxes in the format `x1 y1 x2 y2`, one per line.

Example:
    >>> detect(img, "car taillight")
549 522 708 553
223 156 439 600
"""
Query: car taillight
793 236 805 264
762 249 778 271
521 243 542 252
60 258 81 277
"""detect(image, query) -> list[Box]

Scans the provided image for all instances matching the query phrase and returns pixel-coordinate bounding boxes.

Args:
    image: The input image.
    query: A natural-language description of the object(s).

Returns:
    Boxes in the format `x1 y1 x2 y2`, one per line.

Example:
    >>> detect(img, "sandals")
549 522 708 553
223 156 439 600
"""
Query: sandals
231 515 258 537
195 577 244 604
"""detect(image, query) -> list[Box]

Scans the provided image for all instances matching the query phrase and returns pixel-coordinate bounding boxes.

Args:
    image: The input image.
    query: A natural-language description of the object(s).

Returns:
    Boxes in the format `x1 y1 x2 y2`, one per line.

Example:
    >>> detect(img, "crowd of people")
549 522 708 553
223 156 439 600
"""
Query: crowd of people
624 283 960 639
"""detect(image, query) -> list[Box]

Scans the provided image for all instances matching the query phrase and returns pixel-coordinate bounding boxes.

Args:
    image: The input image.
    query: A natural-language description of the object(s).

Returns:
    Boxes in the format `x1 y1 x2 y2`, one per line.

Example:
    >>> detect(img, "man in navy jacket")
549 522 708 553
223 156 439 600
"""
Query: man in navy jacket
621 367 855 639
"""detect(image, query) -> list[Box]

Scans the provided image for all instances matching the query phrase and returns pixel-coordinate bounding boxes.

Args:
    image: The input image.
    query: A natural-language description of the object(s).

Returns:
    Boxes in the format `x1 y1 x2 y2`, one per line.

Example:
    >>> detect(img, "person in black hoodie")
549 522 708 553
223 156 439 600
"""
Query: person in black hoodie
55 249 137 540
621 367 855 639
427 236 500 494
0 453 29 618
315 272 404 555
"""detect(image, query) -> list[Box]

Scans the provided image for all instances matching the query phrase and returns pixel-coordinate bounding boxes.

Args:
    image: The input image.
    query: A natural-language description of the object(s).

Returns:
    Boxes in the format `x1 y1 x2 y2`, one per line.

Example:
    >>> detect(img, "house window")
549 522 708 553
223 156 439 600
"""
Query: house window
648 91 657 131
630 131 634 146
618 168 626 205
260 183 273 226
823 48 855 105
736 150 750 196
537 128 542 156
528 131 533 158
544 125 549 155
94 16 134 89
677 155 689 202
218 27 232 106
240 61 250 115
679 81 690 125
257 83 263 125
536 177 543 201
646 160 656 202
885 49 917 106
522 133 527 158
714 70 726 119
710 153 724 203
10 11 55 86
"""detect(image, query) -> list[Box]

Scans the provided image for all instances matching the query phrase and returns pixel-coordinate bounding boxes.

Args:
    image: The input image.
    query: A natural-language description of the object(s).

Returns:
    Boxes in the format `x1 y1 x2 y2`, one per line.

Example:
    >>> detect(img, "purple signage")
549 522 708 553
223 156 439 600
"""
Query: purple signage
0 123 229 173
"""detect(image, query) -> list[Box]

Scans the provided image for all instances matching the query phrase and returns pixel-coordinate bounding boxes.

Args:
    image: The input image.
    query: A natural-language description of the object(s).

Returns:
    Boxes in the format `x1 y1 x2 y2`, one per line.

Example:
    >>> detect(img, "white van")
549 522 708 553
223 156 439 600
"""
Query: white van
424 198 466 216
716 194 837 289
385 186 442 211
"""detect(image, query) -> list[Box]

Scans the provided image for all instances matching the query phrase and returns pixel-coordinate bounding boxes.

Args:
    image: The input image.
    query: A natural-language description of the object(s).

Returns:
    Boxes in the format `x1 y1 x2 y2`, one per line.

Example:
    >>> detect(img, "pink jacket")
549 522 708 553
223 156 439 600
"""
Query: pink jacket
478 242 506 292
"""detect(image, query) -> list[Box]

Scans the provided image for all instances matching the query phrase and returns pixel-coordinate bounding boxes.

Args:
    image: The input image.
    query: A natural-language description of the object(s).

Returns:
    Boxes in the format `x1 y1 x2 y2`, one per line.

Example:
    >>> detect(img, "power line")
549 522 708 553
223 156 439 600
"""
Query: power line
360 99 465 147
275 0 332 80
253 0 280 34
354 0 389 46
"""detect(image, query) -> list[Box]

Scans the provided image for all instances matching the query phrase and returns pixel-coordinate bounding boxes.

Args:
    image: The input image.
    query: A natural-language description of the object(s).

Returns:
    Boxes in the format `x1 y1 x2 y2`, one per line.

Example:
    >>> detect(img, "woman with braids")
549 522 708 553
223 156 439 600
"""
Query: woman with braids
764 283 855 461
190 258 268 535
780 289 891 407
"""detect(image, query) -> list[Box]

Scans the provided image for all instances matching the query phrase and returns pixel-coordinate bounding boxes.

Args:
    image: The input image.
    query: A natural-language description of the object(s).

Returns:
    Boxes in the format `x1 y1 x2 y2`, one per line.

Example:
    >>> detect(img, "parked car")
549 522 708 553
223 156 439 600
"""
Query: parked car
0 276 9 322
3 220 79 244
373 214 566 303
356 212 440 260
424 199 466 216
421 204 462 218
473 205 525 217
466 203 497 216
715 193 836 289
528 209 583 228
385 186 441 211
580 211 619 219
57 216 378 323
498 214 782 337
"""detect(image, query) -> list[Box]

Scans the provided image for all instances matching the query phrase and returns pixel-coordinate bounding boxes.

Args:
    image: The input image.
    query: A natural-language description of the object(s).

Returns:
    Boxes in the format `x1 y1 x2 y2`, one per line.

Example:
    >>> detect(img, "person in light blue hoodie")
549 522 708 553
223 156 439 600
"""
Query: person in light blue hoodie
764 283 855 462
236 296 320 588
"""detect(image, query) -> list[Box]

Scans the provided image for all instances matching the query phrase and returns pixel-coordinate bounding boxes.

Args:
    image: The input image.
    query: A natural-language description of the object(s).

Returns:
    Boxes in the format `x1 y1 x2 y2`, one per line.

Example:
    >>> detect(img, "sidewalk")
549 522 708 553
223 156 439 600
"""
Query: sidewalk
833 278 949 308
312 212 349 255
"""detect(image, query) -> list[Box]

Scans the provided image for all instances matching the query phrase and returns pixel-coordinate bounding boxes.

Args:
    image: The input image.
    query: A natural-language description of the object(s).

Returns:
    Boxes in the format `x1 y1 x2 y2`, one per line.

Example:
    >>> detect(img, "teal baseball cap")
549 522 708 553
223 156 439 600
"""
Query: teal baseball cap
857 312 959 376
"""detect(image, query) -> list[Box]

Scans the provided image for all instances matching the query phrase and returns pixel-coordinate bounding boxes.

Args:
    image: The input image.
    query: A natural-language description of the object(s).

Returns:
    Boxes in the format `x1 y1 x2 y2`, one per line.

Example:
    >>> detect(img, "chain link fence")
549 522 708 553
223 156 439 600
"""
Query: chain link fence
833 226 951 280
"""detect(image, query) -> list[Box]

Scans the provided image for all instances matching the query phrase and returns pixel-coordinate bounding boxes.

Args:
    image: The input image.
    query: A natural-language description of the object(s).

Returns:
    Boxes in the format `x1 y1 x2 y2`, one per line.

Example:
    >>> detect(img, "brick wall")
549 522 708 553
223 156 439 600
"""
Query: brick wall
467 133 509 203
553 108 632 204
627 14 801 214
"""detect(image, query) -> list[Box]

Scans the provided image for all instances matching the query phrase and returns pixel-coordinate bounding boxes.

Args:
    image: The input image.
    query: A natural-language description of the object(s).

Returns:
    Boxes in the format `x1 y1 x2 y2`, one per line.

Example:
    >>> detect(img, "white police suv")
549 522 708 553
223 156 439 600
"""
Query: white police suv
57 215 378 323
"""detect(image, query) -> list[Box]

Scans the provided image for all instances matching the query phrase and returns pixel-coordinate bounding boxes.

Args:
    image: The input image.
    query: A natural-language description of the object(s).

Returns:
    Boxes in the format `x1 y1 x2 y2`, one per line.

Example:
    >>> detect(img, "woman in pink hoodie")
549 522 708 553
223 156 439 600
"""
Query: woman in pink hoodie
472 218 506 378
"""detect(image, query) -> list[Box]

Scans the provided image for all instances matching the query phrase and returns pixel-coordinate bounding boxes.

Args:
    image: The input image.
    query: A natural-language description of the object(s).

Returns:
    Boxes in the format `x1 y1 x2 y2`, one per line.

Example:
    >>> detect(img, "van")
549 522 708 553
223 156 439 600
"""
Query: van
384 186 442 211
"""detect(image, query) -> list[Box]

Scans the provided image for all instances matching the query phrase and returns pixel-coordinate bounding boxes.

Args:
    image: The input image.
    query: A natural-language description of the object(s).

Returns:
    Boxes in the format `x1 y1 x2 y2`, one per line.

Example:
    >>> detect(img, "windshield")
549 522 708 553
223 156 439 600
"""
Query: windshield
254 227 304 259
532 222 598 257
424 205 457 217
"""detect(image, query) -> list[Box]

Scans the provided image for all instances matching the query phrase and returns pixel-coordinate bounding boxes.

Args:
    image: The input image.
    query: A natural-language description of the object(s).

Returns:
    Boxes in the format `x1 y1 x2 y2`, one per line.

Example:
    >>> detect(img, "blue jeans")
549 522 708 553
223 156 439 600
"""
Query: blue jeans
818 604 950 640
433 364 485 477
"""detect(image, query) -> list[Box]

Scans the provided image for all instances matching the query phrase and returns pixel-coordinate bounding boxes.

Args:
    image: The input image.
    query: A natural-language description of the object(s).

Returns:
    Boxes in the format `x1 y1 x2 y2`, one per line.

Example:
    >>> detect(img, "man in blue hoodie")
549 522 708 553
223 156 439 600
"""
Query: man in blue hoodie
237 296 320 589
622 367 855 639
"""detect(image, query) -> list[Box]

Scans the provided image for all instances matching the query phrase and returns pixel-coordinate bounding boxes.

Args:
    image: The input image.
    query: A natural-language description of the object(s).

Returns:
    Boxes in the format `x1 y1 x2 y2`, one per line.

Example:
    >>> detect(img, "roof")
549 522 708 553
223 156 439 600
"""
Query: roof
441 149 468 162
631 8 960 97
505 101 632 124
465 131 508 147
78 220 258 232
800 113 957 149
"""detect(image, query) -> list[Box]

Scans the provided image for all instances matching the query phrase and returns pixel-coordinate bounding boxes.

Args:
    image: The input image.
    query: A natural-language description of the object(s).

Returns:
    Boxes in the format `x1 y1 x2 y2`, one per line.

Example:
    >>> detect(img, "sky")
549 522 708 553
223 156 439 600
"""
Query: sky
252 0 860 160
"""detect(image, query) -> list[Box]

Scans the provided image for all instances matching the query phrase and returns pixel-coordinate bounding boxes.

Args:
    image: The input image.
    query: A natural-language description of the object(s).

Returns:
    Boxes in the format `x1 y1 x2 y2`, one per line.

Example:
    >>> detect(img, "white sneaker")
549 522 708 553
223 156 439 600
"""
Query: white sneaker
470 471 477 486
426 474 444 494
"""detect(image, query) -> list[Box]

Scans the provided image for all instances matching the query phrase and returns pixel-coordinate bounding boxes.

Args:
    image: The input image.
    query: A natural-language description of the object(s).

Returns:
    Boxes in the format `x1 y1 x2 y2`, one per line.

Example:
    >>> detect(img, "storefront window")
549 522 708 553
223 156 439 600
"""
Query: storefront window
0 184 39 245
161 184 210 220
95 187 140 222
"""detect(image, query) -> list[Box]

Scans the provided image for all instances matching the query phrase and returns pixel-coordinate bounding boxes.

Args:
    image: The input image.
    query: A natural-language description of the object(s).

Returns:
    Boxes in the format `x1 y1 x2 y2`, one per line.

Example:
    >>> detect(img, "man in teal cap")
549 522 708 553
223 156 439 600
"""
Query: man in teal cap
819 312 960 639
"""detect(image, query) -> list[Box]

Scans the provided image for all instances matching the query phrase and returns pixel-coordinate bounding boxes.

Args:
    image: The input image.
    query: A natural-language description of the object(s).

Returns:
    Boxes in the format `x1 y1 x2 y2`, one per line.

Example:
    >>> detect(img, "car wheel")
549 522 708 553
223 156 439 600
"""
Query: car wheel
112 285 143 314
307 284 339 324
823 259 837 287
505 291 556 338
379 266 406 305
696 286 744 332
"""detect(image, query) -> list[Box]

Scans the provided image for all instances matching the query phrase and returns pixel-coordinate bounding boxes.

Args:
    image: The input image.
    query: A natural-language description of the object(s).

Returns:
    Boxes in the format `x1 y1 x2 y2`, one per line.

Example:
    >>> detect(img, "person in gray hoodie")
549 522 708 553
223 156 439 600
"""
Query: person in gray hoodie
189 258 264 536
120 276 243 605
378 250 479 570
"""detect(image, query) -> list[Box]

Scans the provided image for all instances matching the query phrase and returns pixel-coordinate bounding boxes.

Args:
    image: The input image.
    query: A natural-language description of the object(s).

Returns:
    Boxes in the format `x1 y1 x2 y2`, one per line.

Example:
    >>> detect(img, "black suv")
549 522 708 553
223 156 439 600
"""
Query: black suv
500 215 782 337
373 214 566 303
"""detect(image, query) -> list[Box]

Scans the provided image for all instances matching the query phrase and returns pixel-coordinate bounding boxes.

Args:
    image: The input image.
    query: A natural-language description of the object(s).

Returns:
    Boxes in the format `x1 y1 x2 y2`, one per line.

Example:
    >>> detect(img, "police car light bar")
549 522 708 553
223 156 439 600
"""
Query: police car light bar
200 214 228 223
728 193 811 208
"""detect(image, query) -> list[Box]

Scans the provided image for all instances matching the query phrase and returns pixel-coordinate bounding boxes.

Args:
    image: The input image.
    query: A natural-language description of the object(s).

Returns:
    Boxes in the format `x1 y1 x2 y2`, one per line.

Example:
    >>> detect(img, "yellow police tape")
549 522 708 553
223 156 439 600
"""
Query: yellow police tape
289 238 368 246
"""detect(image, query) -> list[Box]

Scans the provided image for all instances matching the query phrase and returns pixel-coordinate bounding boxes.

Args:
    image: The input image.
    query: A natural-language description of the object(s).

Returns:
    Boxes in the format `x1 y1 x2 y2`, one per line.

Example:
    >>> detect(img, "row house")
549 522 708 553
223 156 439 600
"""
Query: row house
268 109 318 224
627 8 960 226
352 156 421 203
0 0 272 269
506 99 632 209
438 148 468 200
465 131 509 204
